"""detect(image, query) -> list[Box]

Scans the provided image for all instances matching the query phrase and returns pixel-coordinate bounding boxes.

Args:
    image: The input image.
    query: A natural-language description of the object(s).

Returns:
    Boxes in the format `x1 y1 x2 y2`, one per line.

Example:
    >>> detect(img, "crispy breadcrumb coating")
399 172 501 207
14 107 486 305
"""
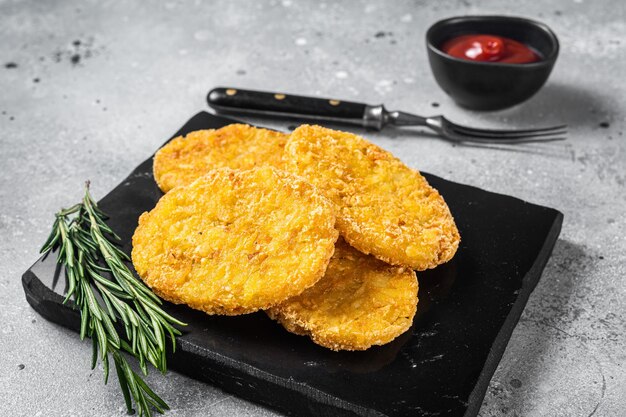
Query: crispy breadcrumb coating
153 124 288 193
284 125 460 270
267 238 418 351
132 166 338 315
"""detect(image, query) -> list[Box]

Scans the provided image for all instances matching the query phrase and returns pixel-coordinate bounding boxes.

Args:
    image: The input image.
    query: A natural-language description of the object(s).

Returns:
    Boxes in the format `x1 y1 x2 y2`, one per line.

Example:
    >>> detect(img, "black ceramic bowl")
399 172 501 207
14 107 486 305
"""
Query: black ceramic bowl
426 15 559 110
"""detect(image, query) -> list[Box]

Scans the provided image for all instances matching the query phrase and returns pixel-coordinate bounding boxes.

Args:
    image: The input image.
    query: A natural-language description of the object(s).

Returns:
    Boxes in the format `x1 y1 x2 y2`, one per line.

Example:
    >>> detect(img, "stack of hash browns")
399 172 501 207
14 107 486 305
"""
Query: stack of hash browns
131 124 459 351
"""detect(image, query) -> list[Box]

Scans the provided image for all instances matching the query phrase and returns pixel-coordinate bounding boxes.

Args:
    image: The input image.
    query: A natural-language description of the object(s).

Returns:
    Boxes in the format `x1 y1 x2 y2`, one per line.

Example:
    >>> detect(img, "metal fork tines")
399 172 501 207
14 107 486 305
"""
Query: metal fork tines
383 110 567 144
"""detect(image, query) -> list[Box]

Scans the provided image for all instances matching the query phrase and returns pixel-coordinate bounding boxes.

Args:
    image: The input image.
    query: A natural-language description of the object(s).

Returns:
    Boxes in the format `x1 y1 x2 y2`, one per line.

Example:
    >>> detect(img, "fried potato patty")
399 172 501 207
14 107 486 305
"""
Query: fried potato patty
132 166 339 315
284 125 460 270
267 238 418 351
153 124 288 193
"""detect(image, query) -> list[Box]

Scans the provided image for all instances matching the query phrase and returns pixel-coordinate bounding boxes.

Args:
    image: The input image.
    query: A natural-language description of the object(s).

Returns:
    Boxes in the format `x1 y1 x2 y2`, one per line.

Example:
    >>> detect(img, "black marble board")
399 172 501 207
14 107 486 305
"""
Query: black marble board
22 112 563 417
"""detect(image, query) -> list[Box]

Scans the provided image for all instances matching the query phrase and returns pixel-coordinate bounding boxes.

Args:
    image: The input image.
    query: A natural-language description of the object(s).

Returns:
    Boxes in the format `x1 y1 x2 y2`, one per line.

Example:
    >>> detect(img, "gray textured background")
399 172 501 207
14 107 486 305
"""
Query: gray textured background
1 0 625 416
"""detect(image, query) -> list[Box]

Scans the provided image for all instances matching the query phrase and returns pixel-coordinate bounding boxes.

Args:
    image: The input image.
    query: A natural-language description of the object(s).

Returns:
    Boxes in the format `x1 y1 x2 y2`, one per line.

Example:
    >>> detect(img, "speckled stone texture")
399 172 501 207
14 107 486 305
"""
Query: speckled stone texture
0 0 624 416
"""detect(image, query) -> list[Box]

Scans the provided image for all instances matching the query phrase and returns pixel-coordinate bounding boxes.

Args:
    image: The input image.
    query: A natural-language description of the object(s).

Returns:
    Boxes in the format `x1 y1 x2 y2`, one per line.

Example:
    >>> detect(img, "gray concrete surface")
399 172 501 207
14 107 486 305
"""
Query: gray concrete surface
1 0 624 416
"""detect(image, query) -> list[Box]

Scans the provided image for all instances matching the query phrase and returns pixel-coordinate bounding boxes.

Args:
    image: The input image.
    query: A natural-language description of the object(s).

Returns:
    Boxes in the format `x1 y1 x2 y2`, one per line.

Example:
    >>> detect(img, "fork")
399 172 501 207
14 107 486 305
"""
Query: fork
207 87 566 144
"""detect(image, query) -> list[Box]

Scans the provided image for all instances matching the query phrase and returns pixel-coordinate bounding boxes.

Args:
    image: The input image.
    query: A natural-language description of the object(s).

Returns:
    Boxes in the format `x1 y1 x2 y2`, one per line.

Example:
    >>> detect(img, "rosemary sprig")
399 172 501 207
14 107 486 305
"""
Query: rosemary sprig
41 182 186 417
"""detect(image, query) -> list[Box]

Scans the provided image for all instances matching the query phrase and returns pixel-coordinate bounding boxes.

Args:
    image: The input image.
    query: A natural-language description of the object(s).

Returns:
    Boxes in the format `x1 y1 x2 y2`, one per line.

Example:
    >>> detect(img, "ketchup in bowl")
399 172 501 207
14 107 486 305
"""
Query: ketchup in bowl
441 34 540 64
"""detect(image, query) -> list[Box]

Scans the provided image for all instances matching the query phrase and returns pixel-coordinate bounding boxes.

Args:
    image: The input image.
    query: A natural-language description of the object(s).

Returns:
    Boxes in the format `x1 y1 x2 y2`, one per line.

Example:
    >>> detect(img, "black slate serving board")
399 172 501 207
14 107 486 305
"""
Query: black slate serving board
22 112 563 417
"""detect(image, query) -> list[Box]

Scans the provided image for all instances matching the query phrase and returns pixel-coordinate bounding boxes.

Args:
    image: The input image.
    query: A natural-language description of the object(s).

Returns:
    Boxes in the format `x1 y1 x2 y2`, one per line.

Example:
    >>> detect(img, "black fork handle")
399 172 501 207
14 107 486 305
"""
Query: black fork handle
207 87 369 126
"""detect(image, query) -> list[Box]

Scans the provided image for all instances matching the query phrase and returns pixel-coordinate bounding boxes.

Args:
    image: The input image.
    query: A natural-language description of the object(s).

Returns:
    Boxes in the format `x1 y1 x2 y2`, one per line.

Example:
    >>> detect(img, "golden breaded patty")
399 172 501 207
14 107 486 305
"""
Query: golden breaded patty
132 166 339 315
284 125 460 270
153 124 288 193
267 238 418 351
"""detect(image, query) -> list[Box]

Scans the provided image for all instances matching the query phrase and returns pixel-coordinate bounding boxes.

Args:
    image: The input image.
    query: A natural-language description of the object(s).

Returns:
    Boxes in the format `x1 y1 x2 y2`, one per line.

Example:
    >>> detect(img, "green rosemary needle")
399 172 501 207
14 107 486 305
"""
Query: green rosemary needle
41 182 186 417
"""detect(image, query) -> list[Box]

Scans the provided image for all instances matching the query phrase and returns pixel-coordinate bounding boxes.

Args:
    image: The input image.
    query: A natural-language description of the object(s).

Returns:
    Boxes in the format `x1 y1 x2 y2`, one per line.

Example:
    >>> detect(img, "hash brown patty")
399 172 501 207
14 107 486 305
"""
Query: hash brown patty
267 238 418 351
284 125 460 270
153 124 288 193
132 166 338 315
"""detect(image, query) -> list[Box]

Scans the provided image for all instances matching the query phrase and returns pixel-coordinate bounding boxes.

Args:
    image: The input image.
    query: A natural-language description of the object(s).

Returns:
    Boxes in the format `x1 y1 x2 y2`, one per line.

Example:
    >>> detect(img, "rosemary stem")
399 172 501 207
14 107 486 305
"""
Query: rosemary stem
41 183 185 417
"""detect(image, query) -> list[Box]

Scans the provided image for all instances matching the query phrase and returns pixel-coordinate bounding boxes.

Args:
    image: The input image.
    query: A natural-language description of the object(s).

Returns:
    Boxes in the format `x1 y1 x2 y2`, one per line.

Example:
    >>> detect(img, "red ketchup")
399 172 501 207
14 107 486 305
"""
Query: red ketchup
441 34 540 64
